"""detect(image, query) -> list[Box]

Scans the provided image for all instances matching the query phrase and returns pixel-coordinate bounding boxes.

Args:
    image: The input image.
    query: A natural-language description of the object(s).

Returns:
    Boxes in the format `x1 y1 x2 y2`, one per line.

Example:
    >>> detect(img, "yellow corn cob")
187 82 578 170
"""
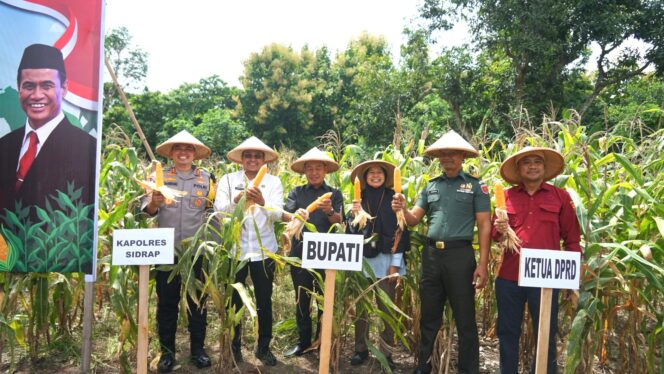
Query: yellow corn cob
155 161 164 188
393 167 402 194
134 161 187 205
0 233 8 262
494 182 520 254
354 177 361 200
495 183 505 210
307 192 333 213
252 165 268 187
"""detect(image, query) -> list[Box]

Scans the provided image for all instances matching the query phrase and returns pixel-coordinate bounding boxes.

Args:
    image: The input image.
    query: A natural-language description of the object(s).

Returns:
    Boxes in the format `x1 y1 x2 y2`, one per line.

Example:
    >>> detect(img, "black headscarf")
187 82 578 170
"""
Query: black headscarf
349 167 409 257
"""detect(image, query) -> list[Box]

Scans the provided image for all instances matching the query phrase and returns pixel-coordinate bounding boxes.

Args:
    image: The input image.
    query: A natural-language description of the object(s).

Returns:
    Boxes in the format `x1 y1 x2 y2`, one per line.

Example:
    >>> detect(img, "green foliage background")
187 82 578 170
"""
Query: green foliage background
1 3 664 372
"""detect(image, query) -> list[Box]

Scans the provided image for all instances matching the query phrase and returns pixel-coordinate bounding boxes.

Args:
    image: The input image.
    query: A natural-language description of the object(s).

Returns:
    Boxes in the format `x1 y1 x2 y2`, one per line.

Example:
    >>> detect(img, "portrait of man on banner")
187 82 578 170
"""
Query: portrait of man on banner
0 0 103 273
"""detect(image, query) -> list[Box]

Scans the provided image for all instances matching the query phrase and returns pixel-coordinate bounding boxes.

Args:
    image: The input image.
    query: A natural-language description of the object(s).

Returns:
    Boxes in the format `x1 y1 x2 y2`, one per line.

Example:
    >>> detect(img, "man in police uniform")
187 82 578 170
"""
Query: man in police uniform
392 130 491 374
143 130 215 372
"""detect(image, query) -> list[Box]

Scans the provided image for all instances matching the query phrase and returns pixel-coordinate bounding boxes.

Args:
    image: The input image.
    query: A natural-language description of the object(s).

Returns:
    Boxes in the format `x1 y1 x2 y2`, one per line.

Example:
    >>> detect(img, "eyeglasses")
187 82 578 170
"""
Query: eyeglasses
438 151 462 157
172 145 196 152
242 152 264 159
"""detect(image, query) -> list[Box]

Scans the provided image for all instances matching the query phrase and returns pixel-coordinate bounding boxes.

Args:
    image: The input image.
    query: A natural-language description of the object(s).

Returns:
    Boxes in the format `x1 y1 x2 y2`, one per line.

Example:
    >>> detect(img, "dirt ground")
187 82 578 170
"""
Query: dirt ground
7 327 619 374
3 275 622 374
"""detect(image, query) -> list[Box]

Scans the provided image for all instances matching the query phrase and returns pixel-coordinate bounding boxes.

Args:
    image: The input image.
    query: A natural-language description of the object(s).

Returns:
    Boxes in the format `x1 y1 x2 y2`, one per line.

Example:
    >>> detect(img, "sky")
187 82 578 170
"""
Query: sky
104 0 470 92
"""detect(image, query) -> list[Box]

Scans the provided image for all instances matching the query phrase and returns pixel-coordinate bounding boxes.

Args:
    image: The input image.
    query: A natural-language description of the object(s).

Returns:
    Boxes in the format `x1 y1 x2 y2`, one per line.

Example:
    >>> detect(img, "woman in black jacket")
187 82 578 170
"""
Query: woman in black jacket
347 160 410 369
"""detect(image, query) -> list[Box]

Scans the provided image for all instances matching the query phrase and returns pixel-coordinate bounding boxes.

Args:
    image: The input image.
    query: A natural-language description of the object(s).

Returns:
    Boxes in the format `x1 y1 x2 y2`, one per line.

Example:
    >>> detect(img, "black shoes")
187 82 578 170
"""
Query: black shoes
413 363 431 374
284 343 311 357
255 347 278 366
157 353 175 373
350 350 369 366
191 349 212 369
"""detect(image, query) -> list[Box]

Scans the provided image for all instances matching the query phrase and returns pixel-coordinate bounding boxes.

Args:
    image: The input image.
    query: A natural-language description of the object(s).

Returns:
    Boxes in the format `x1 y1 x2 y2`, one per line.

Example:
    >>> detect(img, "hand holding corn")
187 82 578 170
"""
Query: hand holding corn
351 177 372 229
282 192 333 251
135 161 187 207
494 183 521 254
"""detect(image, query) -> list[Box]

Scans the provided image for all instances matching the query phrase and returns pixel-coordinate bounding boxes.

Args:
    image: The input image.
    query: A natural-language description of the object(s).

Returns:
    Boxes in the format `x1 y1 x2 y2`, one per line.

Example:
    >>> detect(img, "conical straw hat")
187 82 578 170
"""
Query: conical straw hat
226 136 279 163
350 160 396 189
423 130 479 158
156 130 211 160
290 147 339 174
500 146 564 185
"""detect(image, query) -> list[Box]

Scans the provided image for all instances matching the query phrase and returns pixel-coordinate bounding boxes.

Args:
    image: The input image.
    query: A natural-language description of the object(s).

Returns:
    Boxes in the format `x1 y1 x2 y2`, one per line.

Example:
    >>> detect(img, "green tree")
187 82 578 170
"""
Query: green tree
103 27 148 110
193 108 248 155
168 75 238 124
431 46 477 139
419 0 664 120
332 33 400 149
237 43 332 152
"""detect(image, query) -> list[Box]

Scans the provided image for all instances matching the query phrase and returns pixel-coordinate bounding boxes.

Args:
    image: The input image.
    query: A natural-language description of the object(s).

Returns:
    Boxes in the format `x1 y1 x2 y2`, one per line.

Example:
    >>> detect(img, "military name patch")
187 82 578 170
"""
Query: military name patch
457 183 473 194
428 189 439 195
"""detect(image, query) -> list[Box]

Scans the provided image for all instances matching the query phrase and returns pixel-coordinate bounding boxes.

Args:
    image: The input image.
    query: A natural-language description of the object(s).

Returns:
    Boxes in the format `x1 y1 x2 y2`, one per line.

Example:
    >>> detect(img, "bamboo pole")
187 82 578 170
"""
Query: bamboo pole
81 281 94 373
535 288 553 374
104 55 156 161
318 269 337 374
137 265 150 374
105 56 155 373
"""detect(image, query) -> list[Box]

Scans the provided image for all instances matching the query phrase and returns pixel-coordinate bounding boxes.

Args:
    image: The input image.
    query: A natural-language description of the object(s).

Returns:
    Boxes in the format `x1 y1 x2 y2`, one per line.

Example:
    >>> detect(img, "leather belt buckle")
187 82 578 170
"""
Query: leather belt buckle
435 241 445 250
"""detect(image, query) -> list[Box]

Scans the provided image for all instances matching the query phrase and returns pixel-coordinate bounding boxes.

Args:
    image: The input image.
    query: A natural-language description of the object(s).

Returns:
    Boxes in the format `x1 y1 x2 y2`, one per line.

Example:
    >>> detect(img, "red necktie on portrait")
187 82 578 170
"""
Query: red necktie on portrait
16 131 39 191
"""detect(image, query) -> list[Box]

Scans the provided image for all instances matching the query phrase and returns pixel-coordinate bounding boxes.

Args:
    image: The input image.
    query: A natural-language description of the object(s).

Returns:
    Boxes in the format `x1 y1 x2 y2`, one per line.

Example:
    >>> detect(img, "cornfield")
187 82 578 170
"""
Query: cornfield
0 116 662 373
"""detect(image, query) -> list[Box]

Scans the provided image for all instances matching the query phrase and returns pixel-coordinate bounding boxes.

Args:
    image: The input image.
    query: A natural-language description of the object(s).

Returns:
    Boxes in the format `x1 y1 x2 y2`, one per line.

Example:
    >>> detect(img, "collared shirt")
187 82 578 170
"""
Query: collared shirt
416 170 491 241
214 170 284 261
141 166 214 246
492 182 582 281
284 182 344 257
17 111 64 170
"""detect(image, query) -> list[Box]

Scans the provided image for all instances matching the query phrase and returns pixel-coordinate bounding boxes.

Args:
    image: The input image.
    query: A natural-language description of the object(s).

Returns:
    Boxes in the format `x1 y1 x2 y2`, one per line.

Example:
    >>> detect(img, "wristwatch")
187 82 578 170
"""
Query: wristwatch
326 209 335 217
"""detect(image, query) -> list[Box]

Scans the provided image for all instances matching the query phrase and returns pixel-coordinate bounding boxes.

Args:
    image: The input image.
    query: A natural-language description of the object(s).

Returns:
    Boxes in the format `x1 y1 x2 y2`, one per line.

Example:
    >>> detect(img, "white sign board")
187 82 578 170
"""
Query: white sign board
302 232 364 271
112 228 174 265
518 248 581 289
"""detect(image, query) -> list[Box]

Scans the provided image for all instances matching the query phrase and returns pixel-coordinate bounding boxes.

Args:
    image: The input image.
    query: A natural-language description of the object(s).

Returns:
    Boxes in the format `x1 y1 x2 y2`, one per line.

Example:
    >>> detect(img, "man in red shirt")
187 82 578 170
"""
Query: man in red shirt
493 147 581 374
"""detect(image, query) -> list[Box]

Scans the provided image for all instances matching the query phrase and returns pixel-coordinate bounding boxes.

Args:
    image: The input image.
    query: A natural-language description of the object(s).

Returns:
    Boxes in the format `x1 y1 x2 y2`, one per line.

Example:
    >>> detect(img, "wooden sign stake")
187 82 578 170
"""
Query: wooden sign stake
318 269 337 374
535 287 553 374
137 265 149 374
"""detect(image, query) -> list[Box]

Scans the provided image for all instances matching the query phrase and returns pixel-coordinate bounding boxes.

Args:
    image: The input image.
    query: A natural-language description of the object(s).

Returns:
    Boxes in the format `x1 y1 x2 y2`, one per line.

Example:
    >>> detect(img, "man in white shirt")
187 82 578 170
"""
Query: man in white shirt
214 136 283 366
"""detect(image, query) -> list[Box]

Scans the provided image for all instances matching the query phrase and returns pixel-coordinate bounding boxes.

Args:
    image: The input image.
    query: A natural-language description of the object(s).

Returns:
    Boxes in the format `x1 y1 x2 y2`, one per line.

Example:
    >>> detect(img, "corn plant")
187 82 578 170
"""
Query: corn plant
1 118 662 373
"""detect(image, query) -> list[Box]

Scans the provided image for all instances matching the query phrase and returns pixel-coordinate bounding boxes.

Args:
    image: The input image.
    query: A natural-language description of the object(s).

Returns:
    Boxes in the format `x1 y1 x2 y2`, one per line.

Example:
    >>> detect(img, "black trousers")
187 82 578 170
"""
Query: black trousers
290 265 324 346
418 243 479 374
156 258 207 355
231 259 275 350
496 277 559 374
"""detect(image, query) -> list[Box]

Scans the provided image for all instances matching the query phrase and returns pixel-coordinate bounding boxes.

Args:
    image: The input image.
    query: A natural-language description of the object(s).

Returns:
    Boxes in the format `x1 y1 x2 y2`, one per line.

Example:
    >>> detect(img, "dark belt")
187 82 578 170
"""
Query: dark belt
426 238 472 250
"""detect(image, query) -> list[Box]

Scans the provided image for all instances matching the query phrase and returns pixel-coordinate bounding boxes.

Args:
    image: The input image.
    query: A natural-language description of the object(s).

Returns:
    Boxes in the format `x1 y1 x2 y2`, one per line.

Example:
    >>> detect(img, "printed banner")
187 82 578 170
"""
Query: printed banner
0 0 104 274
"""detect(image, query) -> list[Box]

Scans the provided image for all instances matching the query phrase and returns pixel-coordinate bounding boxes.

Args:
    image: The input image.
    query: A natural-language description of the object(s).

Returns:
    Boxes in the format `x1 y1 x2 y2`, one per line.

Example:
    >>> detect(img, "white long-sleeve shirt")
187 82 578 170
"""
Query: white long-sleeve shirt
214 170 283 261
